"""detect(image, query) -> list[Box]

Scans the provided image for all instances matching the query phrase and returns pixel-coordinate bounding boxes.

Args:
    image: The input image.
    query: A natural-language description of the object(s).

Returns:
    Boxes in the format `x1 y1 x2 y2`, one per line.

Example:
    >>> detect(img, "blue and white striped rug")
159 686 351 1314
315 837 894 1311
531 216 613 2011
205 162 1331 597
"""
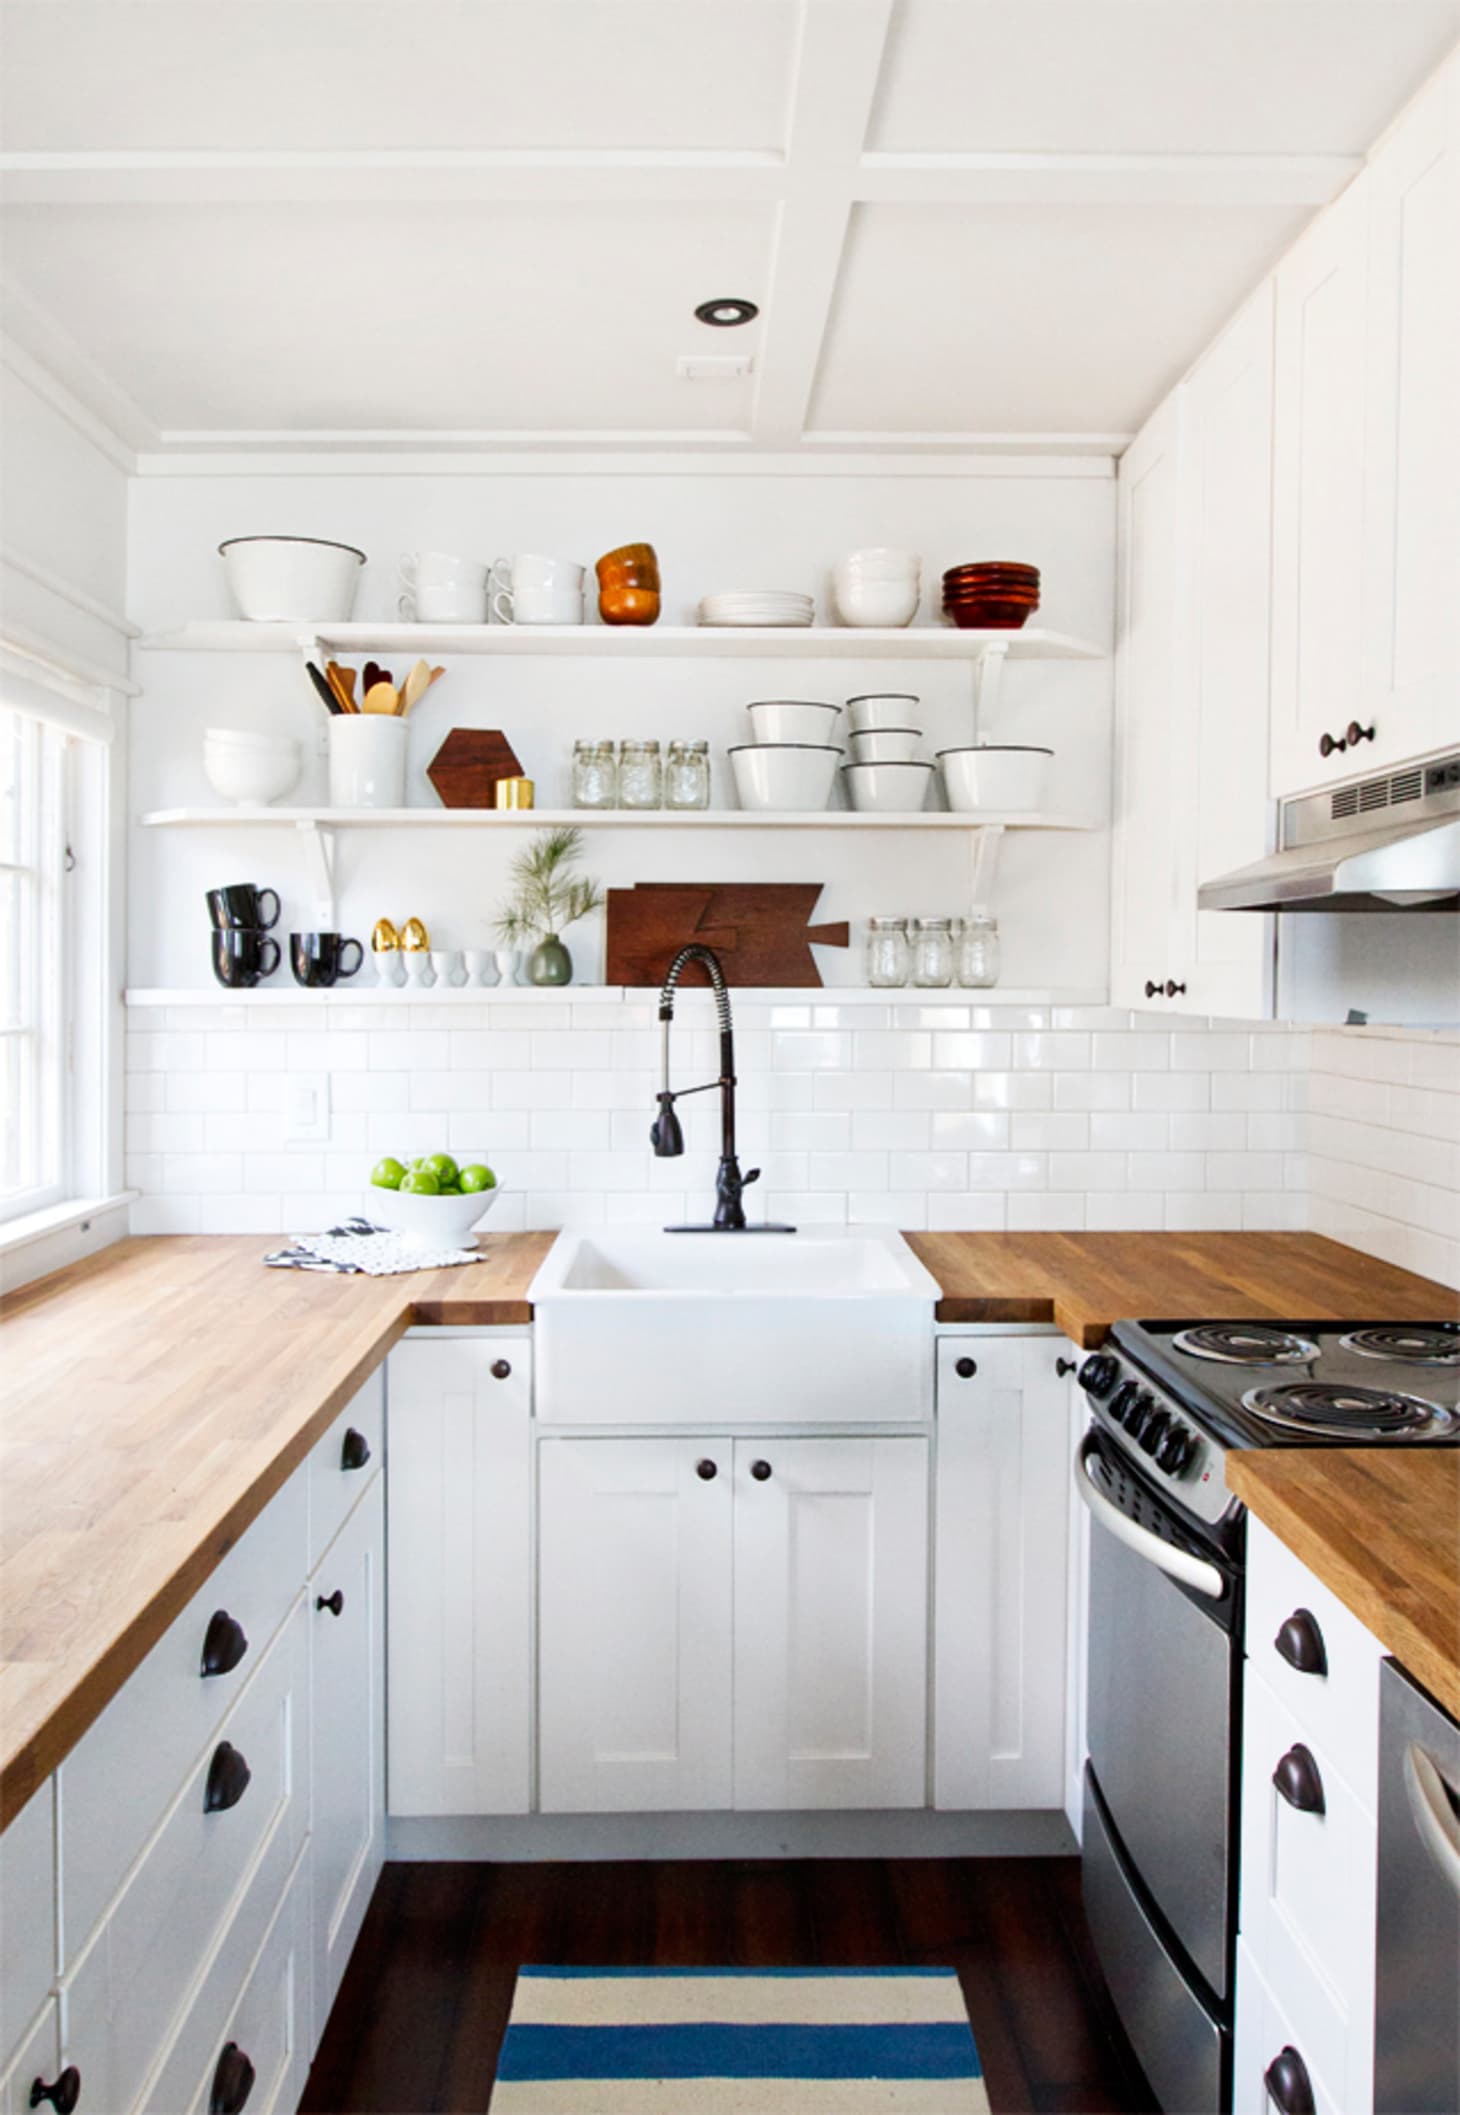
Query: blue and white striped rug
488 1967 990 2111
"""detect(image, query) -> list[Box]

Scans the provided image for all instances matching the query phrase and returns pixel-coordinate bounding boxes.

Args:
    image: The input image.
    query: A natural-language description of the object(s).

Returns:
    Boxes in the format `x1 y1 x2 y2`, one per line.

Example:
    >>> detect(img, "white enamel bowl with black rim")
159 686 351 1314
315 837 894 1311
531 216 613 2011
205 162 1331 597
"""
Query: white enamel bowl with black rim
218 535 367 622
938 745 1053 812
729 743 843 810
745 699 843 745
842 760 935 812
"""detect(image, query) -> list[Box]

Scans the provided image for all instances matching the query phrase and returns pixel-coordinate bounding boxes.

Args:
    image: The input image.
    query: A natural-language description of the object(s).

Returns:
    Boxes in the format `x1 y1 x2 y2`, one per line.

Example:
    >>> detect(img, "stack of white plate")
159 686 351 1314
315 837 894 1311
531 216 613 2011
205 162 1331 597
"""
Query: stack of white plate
698 591 815 629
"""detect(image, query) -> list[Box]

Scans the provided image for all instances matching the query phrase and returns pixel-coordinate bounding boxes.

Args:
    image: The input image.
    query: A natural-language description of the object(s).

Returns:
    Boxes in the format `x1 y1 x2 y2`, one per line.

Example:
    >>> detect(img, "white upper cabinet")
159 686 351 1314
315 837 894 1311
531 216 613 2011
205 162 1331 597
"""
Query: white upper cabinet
1361 50 1460 773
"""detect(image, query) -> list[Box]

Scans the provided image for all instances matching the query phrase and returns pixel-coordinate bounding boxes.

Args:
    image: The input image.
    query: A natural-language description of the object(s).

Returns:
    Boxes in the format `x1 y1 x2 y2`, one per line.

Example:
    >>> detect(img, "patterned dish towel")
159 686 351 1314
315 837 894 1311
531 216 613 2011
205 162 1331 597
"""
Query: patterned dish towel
263 1216 484 1276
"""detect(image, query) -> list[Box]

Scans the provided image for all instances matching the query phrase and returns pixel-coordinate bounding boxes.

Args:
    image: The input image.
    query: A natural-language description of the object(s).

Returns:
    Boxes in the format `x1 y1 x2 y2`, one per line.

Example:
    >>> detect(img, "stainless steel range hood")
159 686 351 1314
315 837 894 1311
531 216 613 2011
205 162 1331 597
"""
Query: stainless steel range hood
1199 752 1460 912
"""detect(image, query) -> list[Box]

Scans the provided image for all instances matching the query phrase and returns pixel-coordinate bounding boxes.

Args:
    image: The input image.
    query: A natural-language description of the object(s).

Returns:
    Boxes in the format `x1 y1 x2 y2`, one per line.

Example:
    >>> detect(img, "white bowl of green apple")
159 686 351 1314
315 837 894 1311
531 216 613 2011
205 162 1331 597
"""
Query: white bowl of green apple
367 1151 500 1247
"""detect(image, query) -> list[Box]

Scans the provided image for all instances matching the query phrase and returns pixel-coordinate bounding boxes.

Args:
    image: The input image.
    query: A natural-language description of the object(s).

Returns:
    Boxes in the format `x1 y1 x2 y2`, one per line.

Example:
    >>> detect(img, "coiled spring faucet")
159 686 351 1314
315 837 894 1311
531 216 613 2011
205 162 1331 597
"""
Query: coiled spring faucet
650 943 793 1232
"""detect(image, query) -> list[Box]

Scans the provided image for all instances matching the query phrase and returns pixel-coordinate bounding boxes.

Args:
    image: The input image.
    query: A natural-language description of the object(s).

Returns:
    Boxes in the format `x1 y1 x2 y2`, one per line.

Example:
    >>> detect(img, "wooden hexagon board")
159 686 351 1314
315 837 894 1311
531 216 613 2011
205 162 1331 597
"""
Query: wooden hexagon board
427 728 524 807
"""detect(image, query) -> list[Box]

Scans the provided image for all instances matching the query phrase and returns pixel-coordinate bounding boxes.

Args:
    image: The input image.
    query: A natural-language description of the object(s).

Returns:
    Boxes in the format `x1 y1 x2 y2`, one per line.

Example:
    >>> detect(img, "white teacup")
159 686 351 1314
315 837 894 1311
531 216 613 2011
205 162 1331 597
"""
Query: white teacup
398 551 488 623
490 555 585 626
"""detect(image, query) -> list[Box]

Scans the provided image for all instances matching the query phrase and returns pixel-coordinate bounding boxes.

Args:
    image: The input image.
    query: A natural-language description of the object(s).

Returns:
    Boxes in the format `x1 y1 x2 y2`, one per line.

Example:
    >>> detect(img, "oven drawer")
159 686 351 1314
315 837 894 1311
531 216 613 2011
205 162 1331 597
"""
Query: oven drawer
1234 1937 1346 2115
1239 1667 1378 2111
1246 1517 1384 1813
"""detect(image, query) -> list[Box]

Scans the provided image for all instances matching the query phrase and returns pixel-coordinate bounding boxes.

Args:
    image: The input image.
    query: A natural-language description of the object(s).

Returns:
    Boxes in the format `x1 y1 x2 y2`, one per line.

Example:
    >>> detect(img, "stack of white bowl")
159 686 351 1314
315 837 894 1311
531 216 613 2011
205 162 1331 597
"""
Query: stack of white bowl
203 726 302 806
842 694 934 812
729 699 843 810
831 549 922 629
698 591 814 629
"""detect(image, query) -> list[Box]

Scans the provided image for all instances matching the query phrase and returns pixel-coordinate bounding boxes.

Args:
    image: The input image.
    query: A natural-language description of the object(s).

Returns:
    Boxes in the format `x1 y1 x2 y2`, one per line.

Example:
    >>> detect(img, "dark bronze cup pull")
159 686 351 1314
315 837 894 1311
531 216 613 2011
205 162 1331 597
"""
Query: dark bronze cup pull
1263 2045 1316 2115
204 1740 251 1814
1272 1742 1325 1815
316 1589 345 1617
209 2042 256 2115
1274 1608 1328 1678
29 2068 81 2114
750 1459 773 1482
340 1426 371 1472
695 1459 718 1480
200 1609 248 1679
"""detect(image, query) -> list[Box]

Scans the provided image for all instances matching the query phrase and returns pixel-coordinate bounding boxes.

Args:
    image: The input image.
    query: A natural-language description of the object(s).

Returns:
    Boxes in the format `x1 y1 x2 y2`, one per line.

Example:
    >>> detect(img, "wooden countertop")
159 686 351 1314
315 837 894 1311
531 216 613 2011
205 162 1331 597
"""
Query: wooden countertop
1230 1451 1460 1720
1 1228 1454 1827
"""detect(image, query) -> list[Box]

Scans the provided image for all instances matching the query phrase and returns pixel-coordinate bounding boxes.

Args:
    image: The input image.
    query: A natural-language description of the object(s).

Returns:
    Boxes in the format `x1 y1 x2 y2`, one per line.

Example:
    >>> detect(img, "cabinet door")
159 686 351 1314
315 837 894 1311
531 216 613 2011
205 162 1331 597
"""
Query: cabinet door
732 1436 928 1811
386 1337 532 1817
1270 171 1371 795
1175 285 1277 1019
934 1337 1069 1810
1062 1349 1091 1841
1362 52 1459 771
1111 394 1186 1007
310 1475 383 2042
538 1438 733 1813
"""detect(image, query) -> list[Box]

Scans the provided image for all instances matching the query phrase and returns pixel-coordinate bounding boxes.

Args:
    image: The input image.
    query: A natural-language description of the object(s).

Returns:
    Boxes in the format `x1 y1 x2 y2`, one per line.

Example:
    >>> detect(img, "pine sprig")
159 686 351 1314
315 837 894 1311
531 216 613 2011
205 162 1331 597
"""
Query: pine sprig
494 825 603 942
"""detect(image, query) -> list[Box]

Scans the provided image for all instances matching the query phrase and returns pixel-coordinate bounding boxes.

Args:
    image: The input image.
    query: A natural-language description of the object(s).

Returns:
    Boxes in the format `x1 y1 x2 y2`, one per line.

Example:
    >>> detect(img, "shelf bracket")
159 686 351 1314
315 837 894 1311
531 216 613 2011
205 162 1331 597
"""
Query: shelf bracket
969 825 1005 910
296 818 339 927
971 639 1011 742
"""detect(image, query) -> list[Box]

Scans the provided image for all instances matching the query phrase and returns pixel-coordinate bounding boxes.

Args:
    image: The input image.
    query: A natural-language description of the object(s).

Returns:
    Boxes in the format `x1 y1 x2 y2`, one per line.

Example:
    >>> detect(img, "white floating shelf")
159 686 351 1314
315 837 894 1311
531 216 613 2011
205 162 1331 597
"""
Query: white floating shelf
135 620 1104 663
125 985 1108 1009
139 805 1092 832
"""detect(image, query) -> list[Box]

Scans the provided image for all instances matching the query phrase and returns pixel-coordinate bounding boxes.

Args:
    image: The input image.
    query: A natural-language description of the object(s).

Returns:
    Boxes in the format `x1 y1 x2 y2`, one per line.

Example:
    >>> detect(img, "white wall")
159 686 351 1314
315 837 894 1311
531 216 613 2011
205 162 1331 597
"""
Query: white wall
125 463 1115 993
1306 1025 1460 1287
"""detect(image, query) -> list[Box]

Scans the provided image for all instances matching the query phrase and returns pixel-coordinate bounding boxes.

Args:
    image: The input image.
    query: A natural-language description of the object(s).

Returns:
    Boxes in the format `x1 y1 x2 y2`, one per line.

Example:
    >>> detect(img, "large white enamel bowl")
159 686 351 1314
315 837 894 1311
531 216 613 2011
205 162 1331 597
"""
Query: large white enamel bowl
938 745 1053 812
529 1225 938 1423
219 535 366 622
842 760 934 812
366 1180 501 1248
745 699 842 744
729 742 841 810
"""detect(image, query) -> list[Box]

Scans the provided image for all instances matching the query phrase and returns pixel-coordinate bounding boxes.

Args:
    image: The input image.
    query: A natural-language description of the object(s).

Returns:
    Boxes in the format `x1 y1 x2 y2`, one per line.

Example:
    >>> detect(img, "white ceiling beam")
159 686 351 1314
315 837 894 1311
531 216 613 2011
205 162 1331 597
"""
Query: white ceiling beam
857 151 1361 207
749 0 897 450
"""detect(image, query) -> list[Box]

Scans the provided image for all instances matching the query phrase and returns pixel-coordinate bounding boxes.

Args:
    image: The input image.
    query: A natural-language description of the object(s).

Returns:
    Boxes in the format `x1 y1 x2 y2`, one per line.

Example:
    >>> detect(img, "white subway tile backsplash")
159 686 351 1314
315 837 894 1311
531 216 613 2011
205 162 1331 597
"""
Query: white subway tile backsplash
851 1111 930 1151
1091 1033 1169 1072
1013 1112 1092 1151
889 1151 968 1192
1007 1194 1087 1231
1132 1074 1211 1112
931 1032 1012 1070
451 1030 534 1070
532 1111 614 1150
930 1111 1010 1149
1013 1032 1090 1070
1054 1073 1130 1111
1168 1114 1247 1152
1171 1033 1249 1072
368 1030 452 1071
926 1193 1007 1231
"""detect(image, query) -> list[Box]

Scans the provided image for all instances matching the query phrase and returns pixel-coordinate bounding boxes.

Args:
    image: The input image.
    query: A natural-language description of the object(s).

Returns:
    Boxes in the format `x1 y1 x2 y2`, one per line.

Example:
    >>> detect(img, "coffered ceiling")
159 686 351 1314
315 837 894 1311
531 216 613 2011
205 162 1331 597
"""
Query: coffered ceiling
1 0 1456 462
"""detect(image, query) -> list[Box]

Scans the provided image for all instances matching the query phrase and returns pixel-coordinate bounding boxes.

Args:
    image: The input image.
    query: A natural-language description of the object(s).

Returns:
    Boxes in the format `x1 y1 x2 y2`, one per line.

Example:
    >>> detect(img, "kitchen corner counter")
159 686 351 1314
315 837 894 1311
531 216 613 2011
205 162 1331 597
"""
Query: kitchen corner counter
1229 1450 1460 1720
1 1227 1454 1827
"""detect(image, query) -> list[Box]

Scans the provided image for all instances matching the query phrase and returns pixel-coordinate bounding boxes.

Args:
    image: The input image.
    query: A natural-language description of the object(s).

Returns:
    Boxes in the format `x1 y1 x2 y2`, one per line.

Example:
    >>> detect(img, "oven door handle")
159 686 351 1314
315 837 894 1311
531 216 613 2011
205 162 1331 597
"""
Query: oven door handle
1405 1741 1460 1897
1074 1434 1225 1601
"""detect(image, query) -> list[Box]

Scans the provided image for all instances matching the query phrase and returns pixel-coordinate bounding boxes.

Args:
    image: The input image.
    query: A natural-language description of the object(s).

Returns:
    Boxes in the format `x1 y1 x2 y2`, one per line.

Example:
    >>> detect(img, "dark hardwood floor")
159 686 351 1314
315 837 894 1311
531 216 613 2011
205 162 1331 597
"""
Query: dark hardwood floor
301 1856 1158 2114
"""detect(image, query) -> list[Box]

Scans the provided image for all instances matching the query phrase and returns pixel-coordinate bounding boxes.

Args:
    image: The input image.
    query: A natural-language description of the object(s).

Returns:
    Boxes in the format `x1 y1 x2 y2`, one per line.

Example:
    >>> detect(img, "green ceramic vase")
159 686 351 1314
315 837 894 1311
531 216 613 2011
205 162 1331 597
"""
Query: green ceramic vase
529 933 572 986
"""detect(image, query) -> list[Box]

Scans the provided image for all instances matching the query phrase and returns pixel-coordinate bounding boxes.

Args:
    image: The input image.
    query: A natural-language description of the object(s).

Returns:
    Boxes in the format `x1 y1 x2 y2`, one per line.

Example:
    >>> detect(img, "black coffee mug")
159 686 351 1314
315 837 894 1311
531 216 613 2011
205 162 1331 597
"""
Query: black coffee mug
211 928 281 989
207 883 280 932
290 932 364 988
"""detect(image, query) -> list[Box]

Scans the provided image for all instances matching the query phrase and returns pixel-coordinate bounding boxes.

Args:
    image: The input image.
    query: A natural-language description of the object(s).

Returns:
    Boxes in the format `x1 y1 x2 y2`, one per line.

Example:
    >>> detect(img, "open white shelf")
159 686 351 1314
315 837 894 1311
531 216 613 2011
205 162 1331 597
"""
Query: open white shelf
135 620 1103 663
125 985 1107 1009
140 804 1091 833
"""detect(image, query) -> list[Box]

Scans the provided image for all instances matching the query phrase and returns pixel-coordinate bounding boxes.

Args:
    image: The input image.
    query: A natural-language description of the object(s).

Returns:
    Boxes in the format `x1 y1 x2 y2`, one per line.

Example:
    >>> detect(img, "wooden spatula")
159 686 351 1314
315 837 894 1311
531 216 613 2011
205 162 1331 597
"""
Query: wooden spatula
401 657 434 714
362 680 400 715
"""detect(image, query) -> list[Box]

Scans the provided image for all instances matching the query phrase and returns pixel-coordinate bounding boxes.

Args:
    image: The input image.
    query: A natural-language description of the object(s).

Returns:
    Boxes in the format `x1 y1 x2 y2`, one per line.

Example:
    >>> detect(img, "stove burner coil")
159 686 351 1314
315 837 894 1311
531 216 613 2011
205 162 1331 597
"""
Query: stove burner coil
1173 1324 1320 1366
1240 1380 1453 1439
1339 1326 1460 1366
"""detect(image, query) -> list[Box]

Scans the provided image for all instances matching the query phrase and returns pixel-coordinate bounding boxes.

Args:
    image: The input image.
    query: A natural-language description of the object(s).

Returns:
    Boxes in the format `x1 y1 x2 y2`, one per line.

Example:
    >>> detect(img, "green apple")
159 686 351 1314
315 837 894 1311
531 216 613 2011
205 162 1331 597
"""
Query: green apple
458 1163 496 1193
423 1152 459 1187
400 1168 440 1195
370 1156 407 1191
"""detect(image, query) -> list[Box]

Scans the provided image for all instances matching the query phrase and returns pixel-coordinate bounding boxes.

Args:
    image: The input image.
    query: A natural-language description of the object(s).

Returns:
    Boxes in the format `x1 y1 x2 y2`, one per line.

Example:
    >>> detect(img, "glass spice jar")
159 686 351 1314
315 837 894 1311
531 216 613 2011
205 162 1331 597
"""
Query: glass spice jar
865 916 910 988
618 738 662 809
572 738 617 810
957 909 1001 988
911 916 954 988
665 739 711 810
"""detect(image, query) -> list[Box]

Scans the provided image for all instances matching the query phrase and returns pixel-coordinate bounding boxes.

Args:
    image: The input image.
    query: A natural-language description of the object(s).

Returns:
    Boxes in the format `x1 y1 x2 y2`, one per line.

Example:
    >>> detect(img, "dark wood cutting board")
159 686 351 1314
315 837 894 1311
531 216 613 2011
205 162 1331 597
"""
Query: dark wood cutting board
605 882 850 988
427 728 525 807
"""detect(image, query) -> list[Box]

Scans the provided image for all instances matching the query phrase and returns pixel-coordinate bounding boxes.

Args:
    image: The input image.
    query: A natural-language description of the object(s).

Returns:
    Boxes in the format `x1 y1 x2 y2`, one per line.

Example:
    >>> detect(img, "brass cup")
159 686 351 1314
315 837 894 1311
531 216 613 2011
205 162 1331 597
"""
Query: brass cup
495 776 536 809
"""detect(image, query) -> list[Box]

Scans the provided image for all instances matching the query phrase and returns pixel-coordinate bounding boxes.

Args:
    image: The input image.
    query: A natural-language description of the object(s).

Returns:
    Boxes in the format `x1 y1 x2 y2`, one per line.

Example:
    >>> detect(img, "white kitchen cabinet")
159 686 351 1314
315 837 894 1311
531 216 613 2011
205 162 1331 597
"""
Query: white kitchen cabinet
1062 1348 1091 1841
1269 171 1372 795
933 1335 1070 1811
386 1335 533 1818
1361 51 1460 773
732 1436 929 1811
0 2003 61 2115
538 1435 734 1814
309 1474 383 2042
0 1781 55 2073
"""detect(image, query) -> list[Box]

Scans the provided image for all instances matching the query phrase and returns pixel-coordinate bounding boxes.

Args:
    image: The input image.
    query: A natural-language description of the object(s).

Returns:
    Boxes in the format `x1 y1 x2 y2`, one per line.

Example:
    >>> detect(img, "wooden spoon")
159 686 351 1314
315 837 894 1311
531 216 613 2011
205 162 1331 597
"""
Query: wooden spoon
401 657 434 714
323 662 355 713
362 680 400 715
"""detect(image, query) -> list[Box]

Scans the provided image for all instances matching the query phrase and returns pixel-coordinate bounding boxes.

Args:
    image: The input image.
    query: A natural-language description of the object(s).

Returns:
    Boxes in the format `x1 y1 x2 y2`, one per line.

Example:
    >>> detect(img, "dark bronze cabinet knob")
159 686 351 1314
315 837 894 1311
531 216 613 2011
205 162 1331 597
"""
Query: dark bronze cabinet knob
1274 1608 1328 1678
1345 720 1376 748
1144 979 1162 999
340 1426 371 1472
1056 1357 1077 1377
1263 2045 1316 2115
750 1459 773 1482
316 1589 345 1618
209 2042 256 2115
200 1610 248 1679
492 1359 512 1380
1163 980 1186 998
1272 1742 1325 1815
695 1459 718 1480
1319 730 1347 758
29 2067 81 2113
204 1741 251 1814
954 1356 977 1379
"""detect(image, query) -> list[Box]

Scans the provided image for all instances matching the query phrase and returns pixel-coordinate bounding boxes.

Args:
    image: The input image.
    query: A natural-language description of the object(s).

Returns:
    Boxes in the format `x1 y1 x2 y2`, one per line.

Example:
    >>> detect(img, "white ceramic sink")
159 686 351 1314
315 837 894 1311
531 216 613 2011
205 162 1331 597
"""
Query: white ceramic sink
529 1226 938 1423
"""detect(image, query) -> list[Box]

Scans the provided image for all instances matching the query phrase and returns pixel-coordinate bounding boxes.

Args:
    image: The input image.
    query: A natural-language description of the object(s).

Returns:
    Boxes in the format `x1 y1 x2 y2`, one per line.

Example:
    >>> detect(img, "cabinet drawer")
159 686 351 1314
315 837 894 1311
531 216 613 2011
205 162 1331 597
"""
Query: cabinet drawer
1239 1669 1377 2110
59 1472 307 1966
1246 1517 1383 1812
0 2003 61 2115
1234 1937 1347 2115
61 1603 308 2115
0 1780 56 2070
185 1850 309 2115
308 1370 383 1574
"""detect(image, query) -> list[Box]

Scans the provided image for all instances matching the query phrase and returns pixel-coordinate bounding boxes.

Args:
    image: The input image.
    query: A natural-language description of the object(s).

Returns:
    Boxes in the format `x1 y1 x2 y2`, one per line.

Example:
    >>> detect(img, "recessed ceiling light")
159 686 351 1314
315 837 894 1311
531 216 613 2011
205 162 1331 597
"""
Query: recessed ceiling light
694 297 759 328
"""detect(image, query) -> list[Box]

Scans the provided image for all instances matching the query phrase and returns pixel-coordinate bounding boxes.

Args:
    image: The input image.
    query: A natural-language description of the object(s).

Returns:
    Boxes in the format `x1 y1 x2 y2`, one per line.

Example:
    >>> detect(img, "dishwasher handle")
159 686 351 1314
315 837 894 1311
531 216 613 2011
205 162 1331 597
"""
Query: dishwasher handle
1405 1741 1460 1897
1074 1434 1225 1602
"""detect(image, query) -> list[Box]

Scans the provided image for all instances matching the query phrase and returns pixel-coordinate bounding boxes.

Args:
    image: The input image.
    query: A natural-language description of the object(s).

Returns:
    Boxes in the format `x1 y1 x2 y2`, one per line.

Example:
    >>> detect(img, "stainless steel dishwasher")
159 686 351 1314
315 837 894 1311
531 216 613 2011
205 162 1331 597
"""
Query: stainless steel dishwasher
1375 1658 1460 2115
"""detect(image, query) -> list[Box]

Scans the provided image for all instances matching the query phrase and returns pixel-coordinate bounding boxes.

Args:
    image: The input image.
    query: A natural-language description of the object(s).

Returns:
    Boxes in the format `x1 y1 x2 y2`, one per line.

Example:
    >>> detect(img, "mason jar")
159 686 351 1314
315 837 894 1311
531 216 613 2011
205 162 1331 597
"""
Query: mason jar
665 739 711 810
572 738 617 810
911 916 954 988
865 917 910 988
957 910 1001 988
618 739 663 809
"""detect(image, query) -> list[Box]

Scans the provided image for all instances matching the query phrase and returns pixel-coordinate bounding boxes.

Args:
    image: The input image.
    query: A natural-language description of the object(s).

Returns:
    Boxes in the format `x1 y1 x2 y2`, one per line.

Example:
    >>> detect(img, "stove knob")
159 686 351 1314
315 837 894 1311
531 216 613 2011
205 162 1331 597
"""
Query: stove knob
1138 1407 1171 1455
1107 1380 1140 1426
1124 1390 1156 1440
1157 1423 1197 1476
1078 1353 1119 1398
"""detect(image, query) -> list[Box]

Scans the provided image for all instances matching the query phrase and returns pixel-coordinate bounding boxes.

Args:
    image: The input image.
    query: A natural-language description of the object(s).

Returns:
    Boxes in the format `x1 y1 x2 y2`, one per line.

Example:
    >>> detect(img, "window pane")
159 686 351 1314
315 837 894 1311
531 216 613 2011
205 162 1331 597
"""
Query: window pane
0 706 65 1219
0 711 22 866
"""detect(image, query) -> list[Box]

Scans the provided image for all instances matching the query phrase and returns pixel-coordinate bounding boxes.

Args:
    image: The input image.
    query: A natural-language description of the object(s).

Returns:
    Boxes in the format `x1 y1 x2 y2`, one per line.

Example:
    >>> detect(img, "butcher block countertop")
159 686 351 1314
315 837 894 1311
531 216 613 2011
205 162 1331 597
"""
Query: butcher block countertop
1230 1452 1460 1721
0 1228 1454 1827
